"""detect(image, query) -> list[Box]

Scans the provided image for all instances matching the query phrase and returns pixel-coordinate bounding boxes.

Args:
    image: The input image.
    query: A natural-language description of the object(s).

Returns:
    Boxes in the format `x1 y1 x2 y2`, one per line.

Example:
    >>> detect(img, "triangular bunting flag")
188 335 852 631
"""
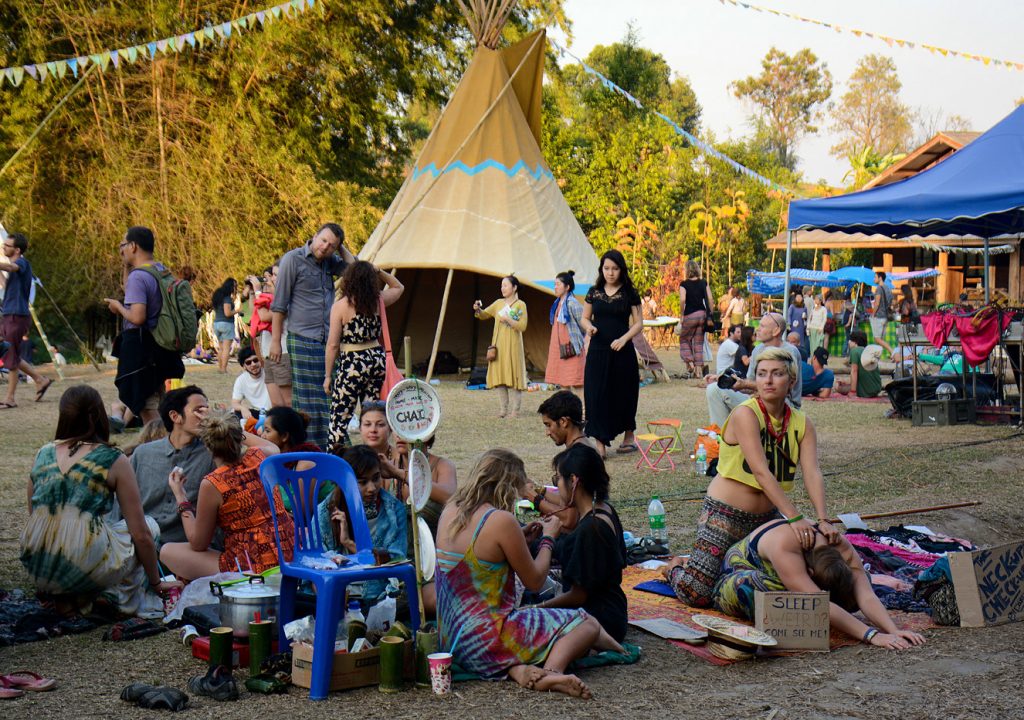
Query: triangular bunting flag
271 5 283 18
110 50 119 68
126 46 139 64
67 58 79 77
167 37 178 52
307 0 316 7
256 10 266 25
89 54 102 68
24 64 38 80
46 61 60 78
245 13 258 27
204 26 216 41
77 56 90 71
147 42 157 58
12 66 24 86
183 33 196 48
99 52 112 71
235 16 248 30
156 39 169 54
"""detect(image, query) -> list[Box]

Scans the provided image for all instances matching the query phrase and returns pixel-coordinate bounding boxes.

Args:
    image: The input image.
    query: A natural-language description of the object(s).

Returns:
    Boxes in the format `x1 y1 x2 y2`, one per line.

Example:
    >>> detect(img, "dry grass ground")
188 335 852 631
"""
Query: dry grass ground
1 351 1022 719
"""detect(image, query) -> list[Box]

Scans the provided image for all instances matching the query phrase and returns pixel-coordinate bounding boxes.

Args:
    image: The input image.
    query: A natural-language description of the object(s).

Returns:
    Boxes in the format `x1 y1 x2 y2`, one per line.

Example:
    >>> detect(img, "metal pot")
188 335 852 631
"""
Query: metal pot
210 577 280 637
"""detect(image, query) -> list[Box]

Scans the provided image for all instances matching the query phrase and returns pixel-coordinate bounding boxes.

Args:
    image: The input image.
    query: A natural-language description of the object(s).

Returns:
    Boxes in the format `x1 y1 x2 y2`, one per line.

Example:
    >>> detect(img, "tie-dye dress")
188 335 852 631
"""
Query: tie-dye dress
19 443 160 614
437 508 587 678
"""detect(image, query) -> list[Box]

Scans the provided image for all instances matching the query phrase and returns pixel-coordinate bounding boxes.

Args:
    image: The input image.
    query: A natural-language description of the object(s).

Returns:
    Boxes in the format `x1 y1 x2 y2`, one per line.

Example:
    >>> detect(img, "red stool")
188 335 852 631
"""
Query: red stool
634 433 676 472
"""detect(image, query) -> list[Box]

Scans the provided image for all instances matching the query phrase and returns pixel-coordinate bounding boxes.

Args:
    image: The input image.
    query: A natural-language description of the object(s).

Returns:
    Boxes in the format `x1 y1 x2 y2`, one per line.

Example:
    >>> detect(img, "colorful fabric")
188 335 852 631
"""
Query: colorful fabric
287 332 331 450
712 527 787 620
478 300 528 390
437 509 586 677
328 312 385 448
668 496 780 608
921 311 955 350
677 310 706 364
205 448 294 573
716 398 805 493
548 295 586 356
954 308 1013 367
19 443 159 615
545 319 585 386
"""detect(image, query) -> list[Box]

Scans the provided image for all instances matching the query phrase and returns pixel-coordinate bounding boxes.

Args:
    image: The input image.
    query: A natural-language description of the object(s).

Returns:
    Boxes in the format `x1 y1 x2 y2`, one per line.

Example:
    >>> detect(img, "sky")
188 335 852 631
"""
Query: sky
549 0 1024 186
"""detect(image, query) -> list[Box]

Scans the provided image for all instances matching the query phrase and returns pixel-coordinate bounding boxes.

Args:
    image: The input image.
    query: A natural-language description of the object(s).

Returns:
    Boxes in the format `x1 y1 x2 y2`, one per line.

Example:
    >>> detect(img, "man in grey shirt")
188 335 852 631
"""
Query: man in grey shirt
127 385 213 544
704 312 803 427
268 223 355 449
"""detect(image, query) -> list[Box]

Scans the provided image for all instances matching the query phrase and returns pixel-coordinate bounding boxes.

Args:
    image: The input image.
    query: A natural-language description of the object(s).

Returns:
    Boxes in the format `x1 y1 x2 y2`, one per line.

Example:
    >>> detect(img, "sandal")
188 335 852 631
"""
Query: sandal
615 443 639 454
1 671 56 692
35 378 53 402
0 402 16 410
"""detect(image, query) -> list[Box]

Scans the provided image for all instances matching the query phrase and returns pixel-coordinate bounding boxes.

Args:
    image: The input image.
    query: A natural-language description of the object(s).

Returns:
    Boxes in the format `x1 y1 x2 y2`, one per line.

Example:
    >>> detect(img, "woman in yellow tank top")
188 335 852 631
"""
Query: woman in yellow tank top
665 347 840 607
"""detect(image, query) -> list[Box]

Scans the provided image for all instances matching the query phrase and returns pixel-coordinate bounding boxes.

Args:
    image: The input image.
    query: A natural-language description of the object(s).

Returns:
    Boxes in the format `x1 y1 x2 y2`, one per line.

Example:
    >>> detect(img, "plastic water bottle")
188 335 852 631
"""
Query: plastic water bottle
695 444 708 476
255 408 267 432
338 600 365 649
647 496 667 543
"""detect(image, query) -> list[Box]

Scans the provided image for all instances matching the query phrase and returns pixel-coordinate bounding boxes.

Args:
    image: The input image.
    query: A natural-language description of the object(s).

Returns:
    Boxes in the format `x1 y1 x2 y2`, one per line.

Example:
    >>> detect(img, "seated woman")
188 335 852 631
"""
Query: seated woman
260 406 331 514
161 410 291 582
533 445 628 643
325 445 407 603
357 400 395 464
714 520 927 651
20 386 180 616
436 448 623 699
665 347 840 607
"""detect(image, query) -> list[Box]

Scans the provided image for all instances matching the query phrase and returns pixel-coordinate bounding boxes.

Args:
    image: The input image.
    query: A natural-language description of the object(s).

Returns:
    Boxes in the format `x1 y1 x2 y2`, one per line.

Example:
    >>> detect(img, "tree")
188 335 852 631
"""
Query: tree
731 47 832 170
830 54 912 160
913 107 975 147
842 146 906 189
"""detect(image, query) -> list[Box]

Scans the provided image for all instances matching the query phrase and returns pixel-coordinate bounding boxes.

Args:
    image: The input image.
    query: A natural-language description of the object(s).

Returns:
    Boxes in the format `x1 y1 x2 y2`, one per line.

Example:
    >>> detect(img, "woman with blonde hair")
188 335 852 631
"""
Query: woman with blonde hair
435 449 622 698
677 259 714 377
160 409 290 582
665 347 839 607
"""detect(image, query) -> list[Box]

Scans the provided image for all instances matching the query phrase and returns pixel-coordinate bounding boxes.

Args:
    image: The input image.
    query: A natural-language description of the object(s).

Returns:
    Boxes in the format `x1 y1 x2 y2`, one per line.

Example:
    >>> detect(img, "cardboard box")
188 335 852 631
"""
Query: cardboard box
291 639 415 692
949 539 1024 627
754 591 830 651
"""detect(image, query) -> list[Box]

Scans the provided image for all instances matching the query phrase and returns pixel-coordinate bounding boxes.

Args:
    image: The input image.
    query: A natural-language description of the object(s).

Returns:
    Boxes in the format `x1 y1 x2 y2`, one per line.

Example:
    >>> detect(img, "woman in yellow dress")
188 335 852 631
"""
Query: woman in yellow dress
474 275 528 418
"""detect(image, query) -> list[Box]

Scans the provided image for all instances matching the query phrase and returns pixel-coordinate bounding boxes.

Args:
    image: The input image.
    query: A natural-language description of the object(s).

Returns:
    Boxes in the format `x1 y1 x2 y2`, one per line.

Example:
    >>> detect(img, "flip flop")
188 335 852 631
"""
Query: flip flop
615 444 639 454
1 671 56 692
0 402 16 410
0 677 23 699
35 378 54 402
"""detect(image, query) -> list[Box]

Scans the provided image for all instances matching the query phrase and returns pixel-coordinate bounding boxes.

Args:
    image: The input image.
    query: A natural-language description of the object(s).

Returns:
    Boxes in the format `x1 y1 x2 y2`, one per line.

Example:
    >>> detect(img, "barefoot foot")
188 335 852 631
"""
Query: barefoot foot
534 672 591 699
508 665 546 690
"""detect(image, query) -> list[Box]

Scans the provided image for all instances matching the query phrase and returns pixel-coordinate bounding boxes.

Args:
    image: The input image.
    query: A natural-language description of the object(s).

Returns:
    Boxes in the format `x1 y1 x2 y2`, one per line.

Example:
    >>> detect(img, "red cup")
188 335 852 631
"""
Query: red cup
427 652 452 695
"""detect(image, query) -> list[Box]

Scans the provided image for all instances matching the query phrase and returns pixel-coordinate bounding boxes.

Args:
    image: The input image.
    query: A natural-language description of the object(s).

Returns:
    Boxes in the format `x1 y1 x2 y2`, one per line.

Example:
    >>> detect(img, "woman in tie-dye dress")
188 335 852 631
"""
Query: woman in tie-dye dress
435 449 624 699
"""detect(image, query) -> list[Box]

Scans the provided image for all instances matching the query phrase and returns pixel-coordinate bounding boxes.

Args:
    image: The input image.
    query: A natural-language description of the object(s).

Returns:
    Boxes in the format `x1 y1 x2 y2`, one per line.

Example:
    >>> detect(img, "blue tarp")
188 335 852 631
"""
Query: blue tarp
788 106 1024 238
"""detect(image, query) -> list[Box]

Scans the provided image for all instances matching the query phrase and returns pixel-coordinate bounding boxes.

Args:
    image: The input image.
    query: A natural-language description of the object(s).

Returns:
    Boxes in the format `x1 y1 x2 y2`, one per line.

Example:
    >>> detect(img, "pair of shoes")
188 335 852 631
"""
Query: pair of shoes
187 666 240 701
120 683 189 711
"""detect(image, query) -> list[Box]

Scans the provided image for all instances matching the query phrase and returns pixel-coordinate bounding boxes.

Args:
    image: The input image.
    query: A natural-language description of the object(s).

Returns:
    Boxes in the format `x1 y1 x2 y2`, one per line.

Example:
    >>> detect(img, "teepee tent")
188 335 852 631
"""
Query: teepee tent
360 2 598 376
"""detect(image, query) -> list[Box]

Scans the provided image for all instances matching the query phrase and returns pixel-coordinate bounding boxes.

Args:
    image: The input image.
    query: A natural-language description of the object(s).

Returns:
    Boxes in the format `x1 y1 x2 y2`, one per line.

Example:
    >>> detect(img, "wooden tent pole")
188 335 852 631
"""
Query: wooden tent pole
34 278 102 371
826 501 981 525
28 305 64 381
426 269 455 381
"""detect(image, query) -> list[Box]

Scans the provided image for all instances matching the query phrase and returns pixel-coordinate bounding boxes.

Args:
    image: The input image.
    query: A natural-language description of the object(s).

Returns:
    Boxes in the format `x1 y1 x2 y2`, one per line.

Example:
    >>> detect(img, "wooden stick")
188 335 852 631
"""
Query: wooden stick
426 268 454 381
828 501 981 525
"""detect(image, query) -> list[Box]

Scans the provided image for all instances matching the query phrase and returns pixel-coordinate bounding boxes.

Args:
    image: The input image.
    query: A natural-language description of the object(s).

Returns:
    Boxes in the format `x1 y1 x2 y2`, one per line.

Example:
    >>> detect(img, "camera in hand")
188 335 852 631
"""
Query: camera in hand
717 367 740 389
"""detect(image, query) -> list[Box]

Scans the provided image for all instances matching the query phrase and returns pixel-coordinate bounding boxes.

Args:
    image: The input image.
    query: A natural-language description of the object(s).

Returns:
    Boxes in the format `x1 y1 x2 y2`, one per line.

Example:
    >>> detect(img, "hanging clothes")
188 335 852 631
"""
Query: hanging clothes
921 310 955 349
953 307 1012 367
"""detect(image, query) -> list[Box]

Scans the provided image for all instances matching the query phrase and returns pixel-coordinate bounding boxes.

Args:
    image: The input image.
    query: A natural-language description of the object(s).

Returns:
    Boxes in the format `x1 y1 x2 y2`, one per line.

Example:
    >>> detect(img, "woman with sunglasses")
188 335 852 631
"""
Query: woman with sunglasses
531 445 628 643
667 347 838 608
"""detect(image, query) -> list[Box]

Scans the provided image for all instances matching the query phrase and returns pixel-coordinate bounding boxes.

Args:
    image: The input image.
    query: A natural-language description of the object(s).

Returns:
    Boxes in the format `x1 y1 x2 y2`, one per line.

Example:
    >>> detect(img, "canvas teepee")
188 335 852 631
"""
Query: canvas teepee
359 2 598 376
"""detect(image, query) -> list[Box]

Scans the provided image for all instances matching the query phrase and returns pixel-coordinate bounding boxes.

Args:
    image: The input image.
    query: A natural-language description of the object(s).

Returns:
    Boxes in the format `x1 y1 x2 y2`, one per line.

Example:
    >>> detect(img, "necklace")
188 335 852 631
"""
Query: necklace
755 396 791 445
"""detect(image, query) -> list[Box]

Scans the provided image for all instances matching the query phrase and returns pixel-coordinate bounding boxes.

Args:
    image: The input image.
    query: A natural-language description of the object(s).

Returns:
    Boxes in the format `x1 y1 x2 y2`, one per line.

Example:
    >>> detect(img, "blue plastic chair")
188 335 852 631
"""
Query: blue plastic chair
259 452 420 700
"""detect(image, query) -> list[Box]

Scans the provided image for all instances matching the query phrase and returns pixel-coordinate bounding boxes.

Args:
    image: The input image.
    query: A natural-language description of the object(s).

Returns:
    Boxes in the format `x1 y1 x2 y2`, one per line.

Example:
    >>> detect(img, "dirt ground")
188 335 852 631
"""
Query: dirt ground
1 351 1022 720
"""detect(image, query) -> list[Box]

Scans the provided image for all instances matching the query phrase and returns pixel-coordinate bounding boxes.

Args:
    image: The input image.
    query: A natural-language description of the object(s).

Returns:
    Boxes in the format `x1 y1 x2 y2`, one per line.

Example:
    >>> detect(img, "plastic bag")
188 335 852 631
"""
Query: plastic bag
366 594 397 633
162 571 242 624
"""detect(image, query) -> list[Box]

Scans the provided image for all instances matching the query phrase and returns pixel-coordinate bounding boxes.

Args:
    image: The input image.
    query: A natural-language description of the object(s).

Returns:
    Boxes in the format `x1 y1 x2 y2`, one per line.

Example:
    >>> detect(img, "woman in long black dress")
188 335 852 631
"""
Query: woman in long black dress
581 250 643 456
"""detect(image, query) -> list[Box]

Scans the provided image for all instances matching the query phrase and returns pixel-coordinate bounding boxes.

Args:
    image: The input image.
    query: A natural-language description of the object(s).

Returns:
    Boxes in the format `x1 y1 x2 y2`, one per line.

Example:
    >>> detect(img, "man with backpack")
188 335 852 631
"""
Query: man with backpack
104 226 189 423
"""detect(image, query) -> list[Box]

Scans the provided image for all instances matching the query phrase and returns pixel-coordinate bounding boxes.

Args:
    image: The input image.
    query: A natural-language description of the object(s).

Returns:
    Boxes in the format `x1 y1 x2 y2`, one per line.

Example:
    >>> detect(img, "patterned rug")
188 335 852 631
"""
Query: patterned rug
623 566 936 665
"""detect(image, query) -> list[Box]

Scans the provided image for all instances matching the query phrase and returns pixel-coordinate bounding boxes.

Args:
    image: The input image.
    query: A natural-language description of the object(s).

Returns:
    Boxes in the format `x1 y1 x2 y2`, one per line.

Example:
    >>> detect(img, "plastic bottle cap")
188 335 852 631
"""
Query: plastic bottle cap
652 494 659 500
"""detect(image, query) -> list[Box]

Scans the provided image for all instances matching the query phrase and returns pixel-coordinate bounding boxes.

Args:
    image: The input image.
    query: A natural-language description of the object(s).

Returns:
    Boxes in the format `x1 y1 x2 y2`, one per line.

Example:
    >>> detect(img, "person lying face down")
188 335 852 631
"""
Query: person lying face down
712 519 927 651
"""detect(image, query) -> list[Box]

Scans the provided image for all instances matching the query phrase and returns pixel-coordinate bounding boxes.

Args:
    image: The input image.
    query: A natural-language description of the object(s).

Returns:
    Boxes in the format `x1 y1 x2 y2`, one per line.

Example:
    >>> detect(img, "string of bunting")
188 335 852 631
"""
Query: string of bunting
713 0 1024 72
0 0 316 89
550 39 798 197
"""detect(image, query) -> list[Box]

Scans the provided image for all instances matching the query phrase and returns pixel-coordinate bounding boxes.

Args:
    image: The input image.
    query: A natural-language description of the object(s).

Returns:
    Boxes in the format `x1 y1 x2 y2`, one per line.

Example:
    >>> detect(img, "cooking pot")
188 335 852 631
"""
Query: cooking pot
210 577 280 637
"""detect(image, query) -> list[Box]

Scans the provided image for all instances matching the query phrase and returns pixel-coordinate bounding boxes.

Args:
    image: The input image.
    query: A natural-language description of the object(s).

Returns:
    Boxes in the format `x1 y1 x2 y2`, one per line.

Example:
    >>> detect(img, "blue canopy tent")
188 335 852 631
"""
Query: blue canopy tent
747 267 938 296
783 105 1024 311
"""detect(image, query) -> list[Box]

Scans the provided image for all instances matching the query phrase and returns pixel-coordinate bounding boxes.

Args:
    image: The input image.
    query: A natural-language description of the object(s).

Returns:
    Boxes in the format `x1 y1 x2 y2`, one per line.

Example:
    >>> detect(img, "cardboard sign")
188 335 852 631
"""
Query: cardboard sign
949 539 1024 627
754 591 830 651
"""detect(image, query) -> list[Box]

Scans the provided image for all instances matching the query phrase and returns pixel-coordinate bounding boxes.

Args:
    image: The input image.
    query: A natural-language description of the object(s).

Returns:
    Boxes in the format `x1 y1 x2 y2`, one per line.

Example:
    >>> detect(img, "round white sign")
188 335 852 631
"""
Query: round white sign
407 448 432 512
386 379 441 442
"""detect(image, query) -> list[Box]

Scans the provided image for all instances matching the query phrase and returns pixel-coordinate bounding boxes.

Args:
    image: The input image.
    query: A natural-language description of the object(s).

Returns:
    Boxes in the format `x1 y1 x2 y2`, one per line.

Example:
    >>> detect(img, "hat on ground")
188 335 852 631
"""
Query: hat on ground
861 344 883 372
812 346 829 366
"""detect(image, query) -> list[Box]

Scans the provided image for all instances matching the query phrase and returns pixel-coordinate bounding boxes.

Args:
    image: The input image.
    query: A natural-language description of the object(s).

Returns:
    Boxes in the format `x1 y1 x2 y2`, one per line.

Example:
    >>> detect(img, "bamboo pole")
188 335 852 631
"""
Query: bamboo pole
28 305 64 381
34 279 102 371
426 268 455 381
827 501 982 525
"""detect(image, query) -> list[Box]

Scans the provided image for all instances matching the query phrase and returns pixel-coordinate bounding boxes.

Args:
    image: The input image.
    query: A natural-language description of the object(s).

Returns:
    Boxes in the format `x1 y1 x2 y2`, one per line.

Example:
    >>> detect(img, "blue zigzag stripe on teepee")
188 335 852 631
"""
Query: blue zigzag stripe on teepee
412 159 554 181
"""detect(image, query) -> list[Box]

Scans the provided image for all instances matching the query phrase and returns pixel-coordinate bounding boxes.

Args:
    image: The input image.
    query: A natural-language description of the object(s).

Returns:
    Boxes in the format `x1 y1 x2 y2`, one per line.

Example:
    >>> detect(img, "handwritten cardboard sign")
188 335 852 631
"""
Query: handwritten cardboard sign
754 591 830 651
949 539 1024 627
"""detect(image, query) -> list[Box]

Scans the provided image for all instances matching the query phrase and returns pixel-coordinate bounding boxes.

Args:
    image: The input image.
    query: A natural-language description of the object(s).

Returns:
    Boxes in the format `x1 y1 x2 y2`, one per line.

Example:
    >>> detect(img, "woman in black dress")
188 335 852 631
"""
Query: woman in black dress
534 444 628 643
581 249 643 456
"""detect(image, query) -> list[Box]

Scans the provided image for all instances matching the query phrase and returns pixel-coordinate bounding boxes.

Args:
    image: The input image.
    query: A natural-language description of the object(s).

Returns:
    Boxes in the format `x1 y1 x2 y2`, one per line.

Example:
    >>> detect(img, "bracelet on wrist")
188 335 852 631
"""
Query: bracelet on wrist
177 500 195 516
785 513 805 524
862 627 878 643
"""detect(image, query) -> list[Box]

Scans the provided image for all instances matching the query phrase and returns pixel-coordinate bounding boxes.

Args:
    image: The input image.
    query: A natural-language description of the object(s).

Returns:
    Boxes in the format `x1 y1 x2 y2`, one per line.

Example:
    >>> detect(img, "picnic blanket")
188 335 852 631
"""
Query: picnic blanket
0 589 100 646
623 566 935 665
